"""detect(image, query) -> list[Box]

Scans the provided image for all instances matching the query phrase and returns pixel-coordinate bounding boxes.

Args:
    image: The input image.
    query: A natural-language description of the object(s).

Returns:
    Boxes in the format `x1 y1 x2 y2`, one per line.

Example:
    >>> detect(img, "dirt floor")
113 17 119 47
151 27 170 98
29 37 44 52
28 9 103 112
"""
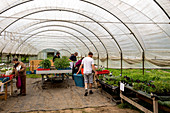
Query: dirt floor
0 77 139 113
26 106 139 113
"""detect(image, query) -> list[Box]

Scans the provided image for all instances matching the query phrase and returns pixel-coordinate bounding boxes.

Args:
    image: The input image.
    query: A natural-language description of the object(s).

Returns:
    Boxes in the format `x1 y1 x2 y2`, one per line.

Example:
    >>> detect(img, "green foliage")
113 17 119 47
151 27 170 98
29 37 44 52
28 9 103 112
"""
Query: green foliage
40 59 51 69
118 102 140 112
21 56 29 63
54 56 70 69
102 69 170 95
26 67 30 71
158 101 170 108
98 75 103 80
96 68 103 71
26 74 41 78
47 55 54 60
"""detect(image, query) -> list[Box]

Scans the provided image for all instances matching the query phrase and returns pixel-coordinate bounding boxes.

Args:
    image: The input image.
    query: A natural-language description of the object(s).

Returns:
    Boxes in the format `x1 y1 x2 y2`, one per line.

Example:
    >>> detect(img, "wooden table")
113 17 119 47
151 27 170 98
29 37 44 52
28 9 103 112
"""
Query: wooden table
120 85 158 113
0 79 13 100
36 70 72 86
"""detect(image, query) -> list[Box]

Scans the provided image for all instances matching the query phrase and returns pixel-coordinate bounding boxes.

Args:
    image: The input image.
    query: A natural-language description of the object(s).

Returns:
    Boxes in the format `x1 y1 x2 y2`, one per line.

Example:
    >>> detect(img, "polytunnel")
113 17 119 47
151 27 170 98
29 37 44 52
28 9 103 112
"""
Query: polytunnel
0 0 170 72
0 1 170 112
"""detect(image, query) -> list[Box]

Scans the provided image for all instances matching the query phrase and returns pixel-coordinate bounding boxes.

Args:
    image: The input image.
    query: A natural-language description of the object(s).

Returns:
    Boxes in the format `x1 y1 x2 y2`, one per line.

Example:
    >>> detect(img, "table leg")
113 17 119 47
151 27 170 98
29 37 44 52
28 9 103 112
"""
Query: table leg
10 80 13 95
5 84 7 100
62 73 64 81
41 74 45 85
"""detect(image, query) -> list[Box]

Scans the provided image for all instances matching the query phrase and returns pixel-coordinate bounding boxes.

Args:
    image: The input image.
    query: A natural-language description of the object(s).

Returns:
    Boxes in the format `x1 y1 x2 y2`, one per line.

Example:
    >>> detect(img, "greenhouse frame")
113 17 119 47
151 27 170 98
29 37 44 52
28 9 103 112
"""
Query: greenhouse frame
0 0 170 71
0 0 170 113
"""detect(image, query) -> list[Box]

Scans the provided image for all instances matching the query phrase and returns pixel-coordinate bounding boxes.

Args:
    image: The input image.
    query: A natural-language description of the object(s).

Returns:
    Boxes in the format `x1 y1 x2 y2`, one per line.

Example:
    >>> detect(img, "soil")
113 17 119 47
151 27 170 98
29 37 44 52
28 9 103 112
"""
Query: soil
26 106 139 113
0 77 139 113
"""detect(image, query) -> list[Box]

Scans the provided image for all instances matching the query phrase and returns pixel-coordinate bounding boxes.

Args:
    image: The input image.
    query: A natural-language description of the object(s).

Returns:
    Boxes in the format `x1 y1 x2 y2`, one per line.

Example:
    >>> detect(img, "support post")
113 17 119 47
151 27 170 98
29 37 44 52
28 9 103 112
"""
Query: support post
121 52 123 75
9 53 12 63
28 55 30 63
153 97 158 113
0 53 2 63
142 52 145 75
16 54 19 59
120 90 124 103
106 53 109 69
5 83 8 100
10 80 13 95
12 54 15 59
7 54 10 63
97 54 99 69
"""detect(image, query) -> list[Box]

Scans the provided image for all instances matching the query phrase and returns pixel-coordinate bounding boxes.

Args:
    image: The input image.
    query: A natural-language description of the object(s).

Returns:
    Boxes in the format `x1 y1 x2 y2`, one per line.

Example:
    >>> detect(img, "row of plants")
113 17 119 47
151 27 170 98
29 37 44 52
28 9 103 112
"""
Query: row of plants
98 69 170 95
39 56 70 69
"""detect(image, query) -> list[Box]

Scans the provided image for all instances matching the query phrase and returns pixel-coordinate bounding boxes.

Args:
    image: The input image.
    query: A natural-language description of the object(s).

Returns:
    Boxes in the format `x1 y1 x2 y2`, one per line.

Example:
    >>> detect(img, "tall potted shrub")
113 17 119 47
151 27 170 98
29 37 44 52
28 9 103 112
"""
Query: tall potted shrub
54 56 70 70
38 59 51 70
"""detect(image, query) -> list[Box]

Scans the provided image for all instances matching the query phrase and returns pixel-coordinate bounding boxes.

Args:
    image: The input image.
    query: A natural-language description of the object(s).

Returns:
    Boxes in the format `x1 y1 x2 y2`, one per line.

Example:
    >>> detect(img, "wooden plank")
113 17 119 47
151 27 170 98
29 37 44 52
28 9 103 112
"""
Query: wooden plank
3 79 12 84
153 97 158 113
125 85 152 99
36 70 72 74
159 104 170 113
30 60 55 72
120 93 153 113
136 94 153 104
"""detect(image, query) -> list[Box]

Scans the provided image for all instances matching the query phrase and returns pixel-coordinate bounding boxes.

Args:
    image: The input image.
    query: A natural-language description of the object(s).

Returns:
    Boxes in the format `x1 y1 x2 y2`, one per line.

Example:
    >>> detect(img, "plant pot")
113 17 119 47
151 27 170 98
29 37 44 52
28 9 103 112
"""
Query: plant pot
57 67 71 70
37 68 50 71
2 74 14 80
26 71 32 74
97 70 110 74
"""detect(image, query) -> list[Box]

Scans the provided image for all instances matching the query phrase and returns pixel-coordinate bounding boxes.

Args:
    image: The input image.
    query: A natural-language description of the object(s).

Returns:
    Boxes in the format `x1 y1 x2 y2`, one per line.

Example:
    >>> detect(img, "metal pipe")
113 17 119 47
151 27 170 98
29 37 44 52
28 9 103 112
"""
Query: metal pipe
97 53 99 69
106 53 109 69
0 53 2 63
121 52 123 75
142 52 145 75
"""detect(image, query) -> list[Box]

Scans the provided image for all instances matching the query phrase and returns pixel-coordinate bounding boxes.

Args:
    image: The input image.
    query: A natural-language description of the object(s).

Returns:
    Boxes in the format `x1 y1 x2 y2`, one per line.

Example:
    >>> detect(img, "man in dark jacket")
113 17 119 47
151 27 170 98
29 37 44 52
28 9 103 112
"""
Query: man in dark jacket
53 52 60 62
69 52 78 78
69 52 78 62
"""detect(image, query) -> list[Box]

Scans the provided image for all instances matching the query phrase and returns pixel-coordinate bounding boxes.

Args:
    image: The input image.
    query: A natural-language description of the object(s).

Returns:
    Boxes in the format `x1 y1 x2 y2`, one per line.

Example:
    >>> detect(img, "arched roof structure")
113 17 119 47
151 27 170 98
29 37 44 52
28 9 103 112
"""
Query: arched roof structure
0 0 169 64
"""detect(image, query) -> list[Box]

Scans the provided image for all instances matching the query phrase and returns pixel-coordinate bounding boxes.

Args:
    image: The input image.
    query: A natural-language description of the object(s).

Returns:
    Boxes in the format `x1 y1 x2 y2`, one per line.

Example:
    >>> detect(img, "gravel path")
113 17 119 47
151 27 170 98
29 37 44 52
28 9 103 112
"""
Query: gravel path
0 78 118 113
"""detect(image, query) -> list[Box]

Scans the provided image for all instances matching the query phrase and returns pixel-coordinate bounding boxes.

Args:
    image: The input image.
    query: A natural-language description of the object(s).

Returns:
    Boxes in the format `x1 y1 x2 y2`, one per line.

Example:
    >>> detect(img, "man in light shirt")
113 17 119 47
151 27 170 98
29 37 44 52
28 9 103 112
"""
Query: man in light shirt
77 52 97 96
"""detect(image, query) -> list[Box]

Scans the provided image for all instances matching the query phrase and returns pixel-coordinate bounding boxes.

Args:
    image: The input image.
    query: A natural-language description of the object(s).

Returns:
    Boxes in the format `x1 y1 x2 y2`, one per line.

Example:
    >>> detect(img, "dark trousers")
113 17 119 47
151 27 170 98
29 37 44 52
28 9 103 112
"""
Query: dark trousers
20 75 26 95
72 64 75 80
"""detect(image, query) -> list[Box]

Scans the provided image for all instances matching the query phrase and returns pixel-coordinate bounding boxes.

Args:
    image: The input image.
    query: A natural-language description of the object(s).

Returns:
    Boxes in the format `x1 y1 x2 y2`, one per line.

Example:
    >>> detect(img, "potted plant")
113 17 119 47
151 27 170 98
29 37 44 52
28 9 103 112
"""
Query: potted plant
54 56 70 70
38 59 51 71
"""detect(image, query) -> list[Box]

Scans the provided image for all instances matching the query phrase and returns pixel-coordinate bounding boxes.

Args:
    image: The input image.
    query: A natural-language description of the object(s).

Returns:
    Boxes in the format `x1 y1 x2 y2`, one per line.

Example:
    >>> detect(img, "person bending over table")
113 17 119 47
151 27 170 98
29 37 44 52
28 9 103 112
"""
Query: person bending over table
12 58 26 96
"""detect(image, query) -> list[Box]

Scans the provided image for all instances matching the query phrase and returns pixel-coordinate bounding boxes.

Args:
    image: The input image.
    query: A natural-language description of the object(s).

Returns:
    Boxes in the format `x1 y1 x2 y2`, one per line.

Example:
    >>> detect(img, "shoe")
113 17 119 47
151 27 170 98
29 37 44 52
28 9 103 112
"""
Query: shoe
21 94 26 96
14 90 18 93
17 93 22 96
89 90 93 94
84 92 88 96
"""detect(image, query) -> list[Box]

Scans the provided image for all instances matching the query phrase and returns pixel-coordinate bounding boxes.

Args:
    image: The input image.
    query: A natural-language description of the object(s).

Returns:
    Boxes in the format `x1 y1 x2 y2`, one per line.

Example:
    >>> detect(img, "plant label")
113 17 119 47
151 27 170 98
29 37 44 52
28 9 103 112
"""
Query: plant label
120 82 125 91
0 83 4 92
